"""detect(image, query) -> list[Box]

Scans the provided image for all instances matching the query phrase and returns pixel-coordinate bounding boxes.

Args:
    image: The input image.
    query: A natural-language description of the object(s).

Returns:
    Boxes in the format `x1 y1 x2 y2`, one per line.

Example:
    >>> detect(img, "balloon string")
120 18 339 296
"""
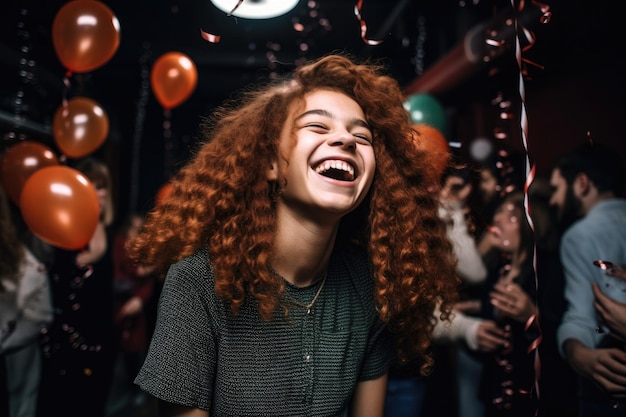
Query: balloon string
128 44 152 213
162 109 175 180
57 73 75 163
62 72 72 107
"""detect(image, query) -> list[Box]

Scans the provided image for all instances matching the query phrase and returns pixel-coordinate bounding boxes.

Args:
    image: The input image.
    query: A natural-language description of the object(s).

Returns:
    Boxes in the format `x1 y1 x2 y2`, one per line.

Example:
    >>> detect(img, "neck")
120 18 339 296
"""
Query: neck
271 206 338 286
583 191 614 215
511 250 527 270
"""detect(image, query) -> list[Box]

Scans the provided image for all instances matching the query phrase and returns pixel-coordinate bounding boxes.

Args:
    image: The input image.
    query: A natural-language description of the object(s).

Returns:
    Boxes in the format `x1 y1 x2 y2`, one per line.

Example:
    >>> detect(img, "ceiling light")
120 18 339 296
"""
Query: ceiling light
210 0 300 19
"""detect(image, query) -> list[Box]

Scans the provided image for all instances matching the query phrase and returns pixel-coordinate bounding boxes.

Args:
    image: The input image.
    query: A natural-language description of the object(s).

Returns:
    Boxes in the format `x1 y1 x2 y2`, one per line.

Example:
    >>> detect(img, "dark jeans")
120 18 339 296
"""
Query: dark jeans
384 376 427 417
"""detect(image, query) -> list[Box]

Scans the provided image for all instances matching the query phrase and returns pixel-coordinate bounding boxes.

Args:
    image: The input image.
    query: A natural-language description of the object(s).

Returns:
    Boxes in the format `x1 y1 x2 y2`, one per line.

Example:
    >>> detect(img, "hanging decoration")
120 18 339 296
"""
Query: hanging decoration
0 141 59 205
481 1 551 410
200 29 221 43
8 5 36 136
52 0 121 74
150 51 198 110
413 15 427 76
354 0 383 45
53 96 110 159
510 0 550 405
127 43 152 213
20 165 100 250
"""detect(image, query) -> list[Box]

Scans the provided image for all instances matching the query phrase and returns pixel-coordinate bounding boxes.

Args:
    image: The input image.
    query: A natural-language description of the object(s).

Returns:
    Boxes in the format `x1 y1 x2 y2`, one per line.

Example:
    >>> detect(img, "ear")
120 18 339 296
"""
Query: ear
266 159 279 181
574 173 591 196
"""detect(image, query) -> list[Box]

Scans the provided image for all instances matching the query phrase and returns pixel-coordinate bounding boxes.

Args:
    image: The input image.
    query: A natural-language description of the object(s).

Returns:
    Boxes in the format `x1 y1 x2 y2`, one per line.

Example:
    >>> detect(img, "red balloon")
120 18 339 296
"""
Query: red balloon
150 52 198 109
20 166 100 250
412 123 450 183
52 0 121 73
0 141 59 204
53 97 109 159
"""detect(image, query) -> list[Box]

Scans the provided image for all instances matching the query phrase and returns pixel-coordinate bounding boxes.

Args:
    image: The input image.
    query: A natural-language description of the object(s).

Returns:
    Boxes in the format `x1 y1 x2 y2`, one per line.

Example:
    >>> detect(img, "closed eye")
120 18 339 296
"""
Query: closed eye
305 123 328 131
353 132 372 144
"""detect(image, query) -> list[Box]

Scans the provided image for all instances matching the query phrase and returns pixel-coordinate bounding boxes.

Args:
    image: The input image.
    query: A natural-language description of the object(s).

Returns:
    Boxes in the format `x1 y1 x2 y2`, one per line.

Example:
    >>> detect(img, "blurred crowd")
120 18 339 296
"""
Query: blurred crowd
1 138 625 417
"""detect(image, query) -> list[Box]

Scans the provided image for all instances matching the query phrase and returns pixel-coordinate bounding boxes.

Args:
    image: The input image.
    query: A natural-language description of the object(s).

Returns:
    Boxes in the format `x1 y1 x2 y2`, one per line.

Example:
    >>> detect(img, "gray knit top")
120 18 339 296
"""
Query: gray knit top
135 245 394 417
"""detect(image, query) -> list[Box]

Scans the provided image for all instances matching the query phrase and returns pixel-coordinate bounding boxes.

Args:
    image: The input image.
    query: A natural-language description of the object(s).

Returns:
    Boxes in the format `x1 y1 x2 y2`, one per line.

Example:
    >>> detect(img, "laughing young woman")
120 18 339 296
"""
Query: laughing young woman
127 54 459 417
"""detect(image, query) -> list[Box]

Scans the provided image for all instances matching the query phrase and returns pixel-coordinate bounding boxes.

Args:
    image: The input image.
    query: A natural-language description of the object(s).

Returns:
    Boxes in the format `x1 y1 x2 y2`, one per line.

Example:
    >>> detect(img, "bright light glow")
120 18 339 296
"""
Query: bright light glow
77 15 98 26
411 110 424 121
73 114 89 124
51 183 73 197
77 175 90 186
211 0 300 19
74 127 86 139
24 157 38 167
179 57 193 70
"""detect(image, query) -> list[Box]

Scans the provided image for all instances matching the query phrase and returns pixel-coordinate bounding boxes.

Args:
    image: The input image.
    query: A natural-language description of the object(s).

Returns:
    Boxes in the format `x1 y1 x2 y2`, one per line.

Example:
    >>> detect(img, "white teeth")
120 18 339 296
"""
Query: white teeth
315 159 355 179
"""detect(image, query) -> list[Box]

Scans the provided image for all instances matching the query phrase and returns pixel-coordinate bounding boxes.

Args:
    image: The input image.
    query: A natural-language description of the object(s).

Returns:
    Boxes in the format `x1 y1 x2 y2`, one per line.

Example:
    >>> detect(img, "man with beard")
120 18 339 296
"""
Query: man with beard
549 141 626 416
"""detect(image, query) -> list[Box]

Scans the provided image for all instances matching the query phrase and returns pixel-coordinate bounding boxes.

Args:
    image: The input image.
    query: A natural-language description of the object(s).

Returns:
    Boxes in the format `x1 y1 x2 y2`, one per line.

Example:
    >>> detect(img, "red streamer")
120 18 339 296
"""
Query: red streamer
200 29 222 43
354 0 383 46
511 0 551 412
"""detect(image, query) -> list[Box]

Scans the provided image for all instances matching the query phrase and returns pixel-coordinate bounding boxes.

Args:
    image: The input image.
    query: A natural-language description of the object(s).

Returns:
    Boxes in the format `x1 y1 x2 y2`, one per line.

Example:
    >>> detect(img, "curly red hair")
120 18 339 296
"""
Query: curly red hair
128 54 459 371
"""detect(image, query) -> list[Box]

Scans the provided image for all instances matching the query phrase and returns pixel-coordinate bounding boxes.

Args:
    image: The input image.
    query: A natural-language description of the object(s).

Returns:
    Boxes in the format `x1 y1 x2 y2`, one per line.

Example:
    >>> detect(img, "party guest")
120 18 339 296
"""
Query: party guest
0 184 53 417
112 213 156 406
37 158 117 417
127 54 460 417
550 142 626 416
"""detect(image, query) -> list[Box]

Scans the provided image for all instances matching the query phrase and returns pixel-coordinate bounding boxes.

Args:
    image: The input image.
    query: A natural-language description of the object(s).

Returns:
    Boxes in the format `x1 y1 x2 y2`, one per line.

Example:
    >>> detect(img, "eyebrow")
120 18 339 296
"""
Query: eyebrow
295 109 371 130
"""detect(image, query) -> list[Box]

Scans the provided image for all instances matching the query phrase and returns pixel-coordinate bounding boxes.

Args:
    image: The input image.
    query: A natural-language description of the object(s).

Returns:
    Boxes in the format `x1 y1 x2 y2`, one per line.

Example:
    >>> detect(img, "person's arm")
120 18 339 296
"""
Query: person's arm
562 338 626 400
593 282 626 343
557 232 600 356
76 221 107 267
350 374 388 417
1 248 53 354
445 203 487 283
439 175 487 284
431 307 507 352
158 400 209 417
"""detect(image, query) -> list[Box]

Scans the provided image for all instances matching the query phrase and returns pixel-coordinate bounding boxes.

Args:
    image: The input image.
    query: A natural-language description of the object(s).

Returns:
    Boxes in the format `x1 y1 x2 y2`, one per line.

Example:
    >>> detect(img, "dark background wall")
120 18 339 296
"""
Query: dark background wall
1 0 624 227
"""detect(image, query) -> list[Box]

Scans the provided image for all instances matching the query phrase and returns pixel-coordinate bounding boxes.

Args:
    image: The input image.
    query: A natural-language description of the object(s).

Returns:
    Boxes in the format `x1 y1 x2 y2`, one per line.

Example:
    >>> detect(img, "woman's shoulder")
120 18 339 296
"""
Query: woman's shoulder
172 245 210 268
165 246 214 287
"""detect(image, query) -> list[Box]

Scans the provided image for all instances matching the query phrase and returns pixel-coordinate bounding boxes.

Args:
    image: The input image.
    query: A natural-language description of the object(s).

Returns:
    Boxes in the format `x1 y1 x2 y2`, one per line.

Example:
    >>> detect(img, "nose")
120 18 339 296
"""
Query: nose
329 129 357 150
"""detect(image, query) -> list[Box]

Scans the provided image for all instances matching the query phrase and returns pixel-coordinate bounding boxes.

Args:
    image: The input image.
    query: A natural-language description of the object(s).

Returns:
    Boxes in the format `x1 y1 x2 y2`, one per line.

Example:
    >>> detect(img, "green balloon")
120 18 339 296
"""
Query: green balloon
404 93 448 136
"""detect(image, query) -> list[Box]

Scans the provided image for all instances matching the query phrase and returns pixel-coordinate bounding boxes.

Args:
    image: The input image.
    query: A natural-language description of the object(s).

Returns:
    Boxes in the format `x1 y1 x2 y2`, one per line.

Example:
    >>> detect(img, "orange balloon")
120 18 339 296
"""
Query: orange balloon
52 0 121 73
150 52 198 109
412 123 450 182
0 141 59 204
155 182 173 205
53 97 109 159
20 166 100 250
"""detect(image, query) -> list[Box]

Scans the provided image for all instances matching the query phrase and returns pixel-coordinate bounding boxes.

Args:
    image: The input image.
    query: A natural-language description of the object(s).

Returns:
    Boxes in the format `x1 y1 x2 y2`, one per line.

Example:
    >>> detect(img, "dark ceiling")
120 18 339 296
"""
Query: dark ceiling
0 0 472 132
0 0 623 213
3 0 614 135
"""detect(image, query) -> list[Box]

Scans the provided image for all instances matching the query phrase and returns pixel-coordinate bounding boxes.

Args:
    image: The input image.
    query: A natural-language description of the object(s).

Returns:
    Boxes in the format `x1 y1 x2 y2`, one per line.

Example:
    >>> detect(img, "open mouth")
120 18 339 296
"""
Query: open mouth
314 160 356 181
